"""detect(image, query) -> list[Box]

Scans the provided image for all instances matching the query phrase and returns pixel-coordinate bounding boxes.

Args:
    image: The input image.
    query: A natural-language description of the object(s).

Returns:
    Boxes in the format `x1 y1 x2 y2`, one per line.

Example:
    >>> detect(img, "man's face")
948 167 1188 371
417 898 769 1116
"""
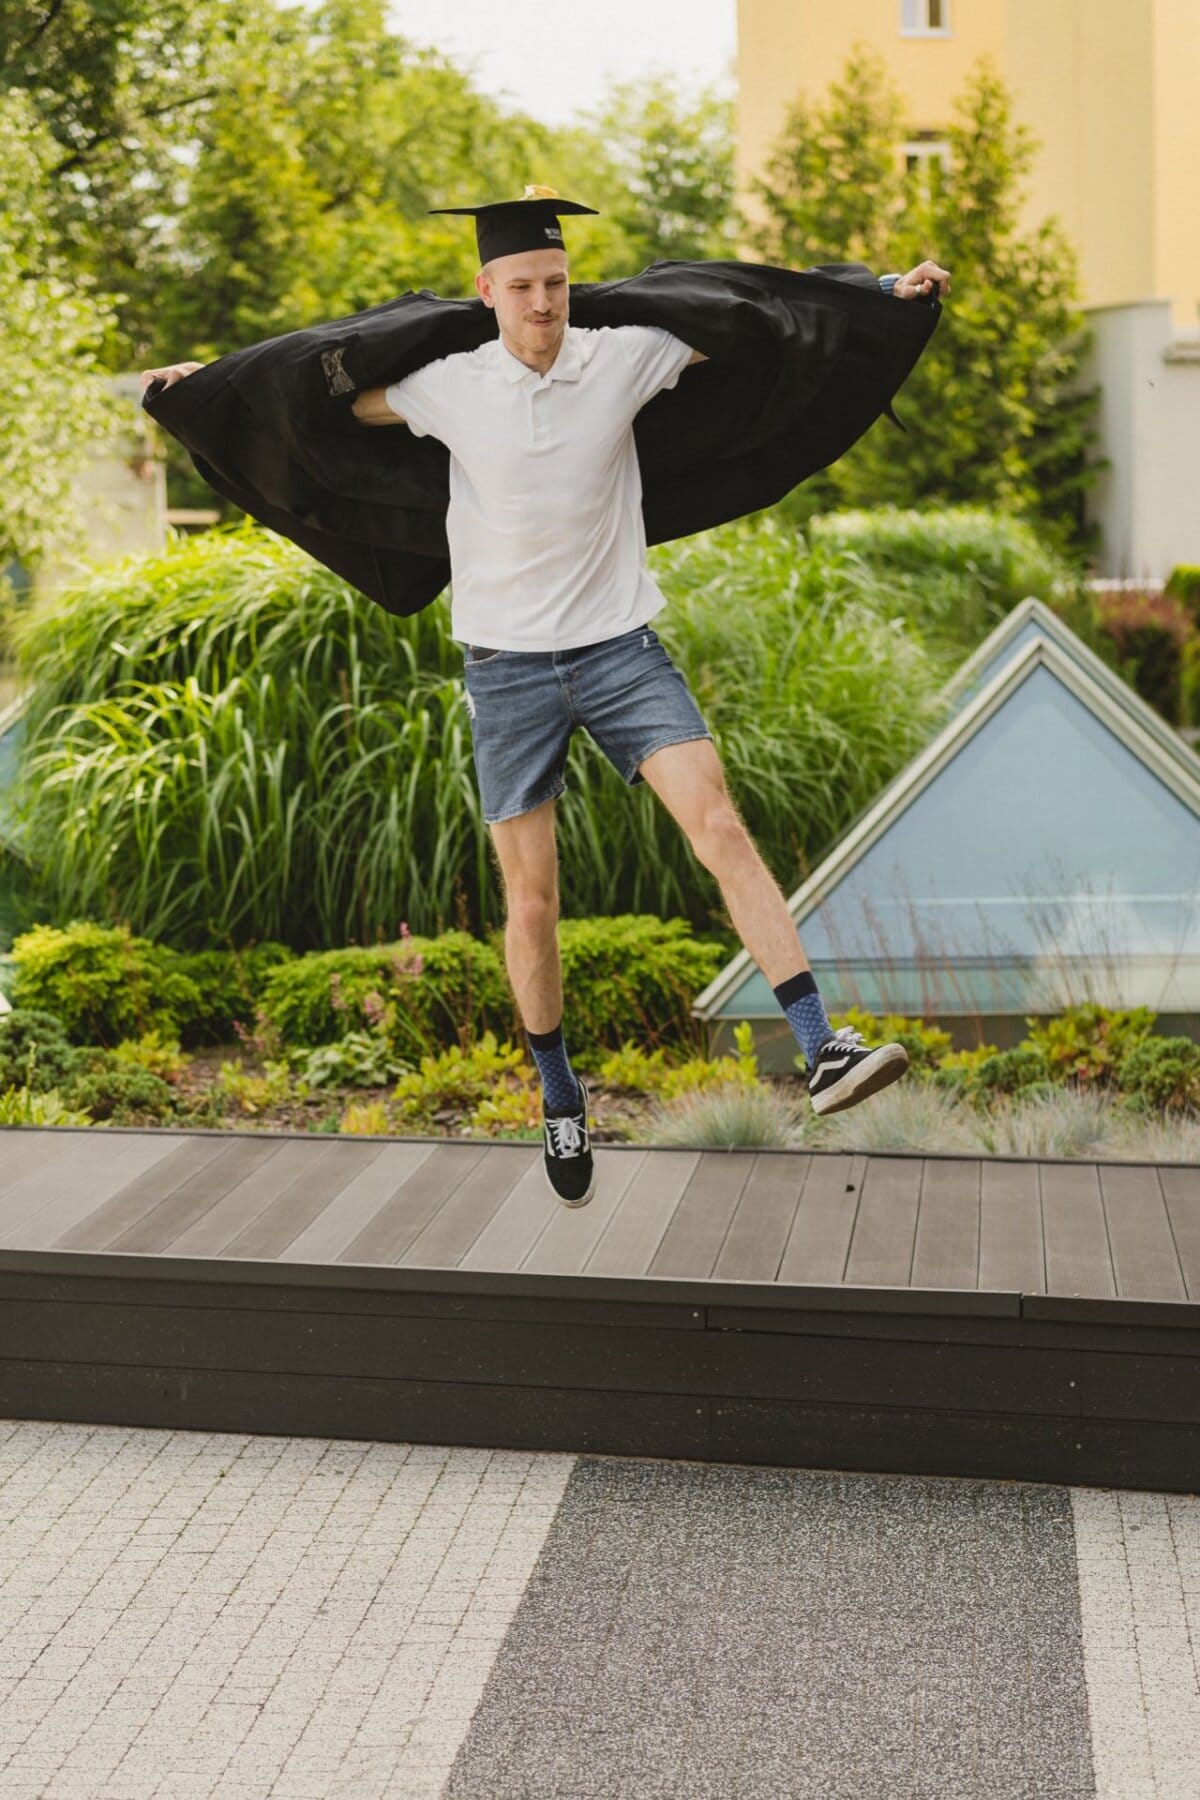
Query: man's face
476 247 569 361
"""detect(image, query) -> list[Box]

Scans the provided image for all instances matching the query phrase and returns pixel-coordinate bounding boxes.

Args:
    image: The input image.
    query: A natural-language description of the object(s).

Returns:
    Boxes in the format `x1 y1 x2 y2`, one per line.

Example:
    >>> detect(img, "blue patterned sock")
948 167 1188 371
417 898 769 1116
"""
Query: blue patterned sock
772 968 834 1069
526 1019 583 1111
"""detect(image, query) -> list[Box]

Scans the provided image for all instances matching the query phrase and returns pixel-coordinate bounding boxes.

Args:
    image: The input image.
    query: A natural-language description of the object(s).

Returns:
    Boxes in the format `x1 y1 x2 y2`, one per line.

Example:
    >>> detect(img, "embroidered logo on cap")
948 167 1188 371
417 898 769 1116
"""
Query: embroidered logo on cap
544 225 563 242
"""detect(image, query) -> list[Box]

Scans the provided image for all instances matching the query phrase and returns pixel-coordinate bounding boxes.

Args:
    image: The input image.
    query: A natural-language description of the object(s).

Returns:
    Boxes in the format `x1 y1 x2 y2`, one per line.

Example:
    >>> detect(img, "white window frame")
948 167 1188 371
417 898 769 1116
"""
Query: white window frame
902 137 951 175
901 0 953 36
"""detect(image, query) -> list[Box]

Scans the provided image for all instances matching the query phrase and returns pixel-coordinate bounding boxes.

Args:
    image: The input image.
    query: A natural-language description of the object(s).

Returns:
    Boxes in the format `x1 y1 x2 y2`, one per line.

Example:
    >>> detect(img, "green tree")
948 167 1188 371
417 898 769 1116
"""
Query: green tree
575 74 739 271
0 0 236 366
752 48 1100 553
0 90 127 576
750 45 908 270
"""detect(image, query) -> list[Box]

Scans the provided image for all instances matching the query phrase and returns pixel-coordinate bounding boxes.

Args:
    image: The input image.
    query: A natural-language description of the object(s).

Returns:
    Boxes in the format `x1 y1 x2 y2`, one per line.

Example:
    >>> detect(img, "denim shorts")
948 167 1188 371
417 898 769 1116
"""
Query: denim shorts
460 624 714 824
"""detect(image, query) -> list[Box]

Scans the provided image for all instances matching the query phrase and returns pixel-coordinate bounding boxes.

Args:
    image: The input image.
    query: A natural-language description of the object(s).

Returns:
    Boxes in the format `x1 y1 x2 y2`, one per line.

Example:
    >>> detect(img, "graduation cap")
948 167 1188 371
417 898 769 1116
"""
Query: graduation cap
428 185 598 265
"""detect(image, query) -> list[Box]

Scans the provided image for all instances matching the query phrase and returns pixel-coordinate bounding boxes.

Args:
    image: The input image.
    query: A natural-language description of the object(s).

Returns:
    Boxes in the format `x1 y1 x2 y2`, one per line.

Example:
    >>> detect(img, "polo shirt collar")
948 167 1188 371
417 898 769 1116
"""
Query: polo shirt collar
498 326 583 385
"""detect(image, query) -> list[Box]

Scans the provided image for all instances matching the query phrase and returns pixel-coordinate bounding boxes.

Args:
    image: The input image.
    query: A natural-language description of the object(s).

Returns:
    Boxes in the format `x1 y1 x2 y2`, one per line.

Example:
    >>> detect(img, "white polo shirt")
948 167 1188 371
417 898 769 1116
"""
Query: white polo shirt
384 323 695 651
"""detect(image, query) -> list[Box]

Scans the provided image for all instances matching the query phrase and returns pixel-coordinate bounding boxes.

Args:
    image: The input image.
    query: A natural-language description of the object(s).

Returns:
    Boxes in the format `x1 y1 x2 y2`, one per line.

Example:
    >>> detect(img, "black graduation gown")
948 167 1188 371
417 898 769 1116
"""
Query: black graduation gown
140 258 940 619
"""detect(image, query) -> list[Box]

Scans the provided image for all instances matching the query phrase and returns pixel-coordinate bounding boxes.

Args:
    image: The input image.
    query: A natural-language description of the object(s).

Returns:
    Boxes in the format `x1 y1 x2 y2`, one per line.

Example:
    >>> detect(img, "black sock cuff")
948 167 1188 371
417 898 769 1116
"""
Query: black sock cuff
773 968 819 1008
525 1019 565 1051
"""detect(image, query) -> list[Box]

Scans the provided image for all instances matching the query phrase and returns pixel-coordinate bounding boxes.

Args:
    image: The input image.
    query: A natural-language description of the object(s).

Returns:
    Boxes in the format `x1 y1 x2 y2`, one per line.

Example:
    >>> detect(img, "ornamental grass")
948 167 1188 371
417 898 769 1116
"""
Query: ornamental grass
7 511 1020 951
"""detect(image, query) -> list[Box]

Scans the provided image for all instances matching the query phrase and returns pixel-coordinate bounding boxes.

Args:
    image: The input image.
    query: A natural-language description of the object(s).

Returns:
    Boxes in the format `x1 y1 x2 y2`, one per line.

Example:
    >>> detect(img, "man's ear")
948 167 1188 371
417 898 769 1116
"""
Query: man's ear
475 267 494 309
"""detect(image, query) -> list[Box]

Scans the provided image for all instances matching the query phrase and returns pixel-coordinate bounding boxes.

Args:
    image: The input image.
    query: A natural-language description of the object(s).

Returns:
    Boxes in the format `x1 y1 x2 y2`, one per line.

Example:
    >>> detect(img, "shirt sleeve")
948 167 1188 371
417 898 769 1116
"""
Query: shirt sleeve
614 325 696 409
383 359 454 440
879 274 900 295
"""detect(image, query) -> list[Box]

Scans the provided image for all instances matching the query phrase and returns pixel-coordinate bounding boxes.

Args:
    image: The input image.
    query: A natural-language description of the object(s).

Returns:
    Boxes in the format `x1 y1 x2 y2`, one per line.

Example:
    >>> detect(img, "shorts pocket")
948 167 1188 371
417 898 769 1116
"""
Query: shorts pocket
466 646 504 665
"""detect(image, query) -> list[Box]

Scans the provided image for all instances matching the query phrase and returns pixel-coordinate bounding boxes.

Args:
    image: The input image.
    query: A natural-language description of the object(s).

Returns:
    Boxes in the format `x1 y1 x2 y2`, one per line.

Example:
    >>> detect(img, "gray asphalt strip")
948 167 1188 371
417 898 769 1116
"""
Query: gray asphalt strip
447 1457 1095 1800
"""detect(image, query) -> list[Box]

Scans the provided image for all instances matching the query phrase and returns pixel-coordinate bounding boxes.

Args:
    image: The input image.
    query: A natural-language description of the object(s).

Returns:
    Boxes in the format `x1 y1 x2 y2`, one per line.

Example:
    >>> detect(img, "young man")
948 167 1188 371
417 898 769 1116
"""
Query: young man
142 189 951 1209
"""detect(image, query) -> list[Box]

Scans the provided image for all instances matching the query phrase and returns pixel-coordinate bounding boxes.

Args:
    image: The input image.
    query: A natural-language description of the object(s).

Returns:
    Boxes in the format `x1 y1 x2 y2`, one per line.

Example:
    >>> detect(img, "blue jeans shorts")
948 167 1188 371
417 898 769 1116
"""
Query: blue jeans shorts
460 624 714 825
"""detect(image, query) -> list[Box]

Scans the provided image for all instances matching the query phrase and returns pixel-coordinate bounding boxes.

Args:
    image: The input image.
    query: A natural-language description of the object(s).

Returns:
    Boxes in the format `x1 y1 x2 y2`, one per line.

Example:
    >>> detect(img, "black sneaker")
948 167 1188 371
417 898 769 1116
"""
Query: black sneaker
542 1076 596 1207
808 1026 909 1116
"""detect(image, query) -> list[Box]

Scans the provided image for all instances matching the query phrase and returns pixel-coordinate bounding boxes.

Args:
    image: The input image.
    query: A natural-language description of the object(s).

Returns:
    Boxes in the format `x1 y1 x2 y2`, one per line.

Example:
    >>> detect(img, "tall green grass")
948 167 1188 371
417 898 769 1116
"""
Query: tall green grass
808 505 1083 661
12 516 955 950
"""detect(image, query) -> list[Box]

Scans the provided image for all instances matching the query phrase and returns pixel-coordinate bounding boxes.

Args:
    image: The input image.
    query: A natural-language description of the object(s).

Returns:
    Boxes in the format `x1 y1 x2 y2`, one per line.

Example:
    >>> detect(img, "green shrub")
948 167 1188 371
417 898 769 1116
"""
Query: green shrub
1180 638 1200 732
59 1056 176 1124
259 929 510 1058
1023 1004 1156 1086
11 921 202 1044
1091 589 1193 724
391 1032 531 1131
551 916 729 1062
0 1085 96 1127
290 1030 409 1089
1165 564 1200 628
1118 1037 1200 1111
109 1029 191 1083
171 943 295 1044
969 1046 1054 1097
0 1007 79 1090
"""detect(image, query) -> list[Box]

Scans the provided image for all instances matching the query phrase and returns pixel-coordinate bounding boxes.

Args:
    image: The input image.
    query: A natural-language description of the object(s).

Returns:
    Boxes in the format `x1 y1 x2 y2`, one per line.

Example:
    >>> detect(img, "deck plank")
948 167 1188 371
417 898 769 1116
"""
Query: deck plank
909 1159 981 1291
279 1142 440 1263
978 1160 1045 1294
843 1157 923 1288
776 1154 863 1287
223 1142 388 1261
1 1134 153 1235
1100 1164 1187 1302
168 1141 355 1257
111 1138 285 1254
10 1134 188 1249
583 1151 699 1279
1040 1162 1115 1298
713 1154 809 1283
337 1142 488 1266
522 1152 649 1276
52 1137 238 1251
456 1152 563 1272
395 1147 539 1269
647 1151 757 1280
1160 1166 1200 1300
0 1129 94 1200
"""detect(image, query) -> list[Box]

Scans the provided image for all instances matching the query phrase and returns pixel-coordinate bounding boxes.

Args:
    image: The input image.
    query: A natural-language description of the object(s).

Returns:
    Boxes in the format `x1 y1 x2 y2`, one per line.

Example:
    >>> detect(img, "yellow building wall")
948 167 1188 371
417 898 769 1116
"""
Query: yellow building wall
736 0 1200 330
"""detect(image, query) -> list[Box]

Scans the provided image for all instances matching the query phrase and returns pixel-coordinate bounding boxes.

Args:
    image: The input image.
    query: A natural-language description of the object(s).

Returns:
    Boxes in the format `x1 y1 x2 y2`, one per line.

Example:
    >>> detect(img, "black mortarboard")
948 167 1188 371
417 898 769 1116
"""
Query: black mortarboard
428 185 597 265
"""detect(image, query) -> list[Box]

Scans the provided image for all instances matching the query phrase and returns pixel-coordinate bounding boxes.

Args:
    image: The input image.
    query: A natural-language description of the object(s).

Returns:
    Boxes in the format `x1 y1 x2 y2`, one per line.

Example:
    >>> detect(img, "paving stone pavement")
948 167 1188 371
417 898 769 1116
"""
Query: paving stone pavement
0 1419 1198 1798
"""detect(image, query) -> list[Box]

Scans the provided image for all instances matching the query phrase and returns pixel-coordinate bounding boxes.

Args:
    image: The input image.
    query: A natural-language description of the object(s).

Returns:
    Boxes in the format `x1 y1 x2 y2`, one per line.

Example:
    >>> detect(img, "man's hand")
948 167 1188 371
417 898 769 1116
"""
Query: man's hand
139 361 205 396
893 260 951 300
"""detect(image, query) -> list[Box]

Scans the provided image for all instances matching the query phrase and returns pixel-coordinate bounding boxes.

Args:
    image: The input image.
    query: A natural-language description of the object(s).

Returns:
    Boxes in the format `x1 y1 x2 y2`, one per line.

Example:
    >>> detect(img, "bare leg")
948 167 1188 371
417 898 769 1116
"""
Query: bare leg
704 837 812 988
487 795 564 1032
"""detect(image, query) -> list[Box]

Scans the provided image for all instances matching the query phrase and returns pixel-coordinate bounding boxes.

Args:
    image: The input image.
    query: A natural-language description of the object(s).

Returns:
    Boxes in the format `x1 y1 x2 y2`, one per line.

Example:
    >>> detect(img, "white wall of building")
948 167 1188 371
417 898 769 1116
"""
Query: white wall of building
1084 301 1200 581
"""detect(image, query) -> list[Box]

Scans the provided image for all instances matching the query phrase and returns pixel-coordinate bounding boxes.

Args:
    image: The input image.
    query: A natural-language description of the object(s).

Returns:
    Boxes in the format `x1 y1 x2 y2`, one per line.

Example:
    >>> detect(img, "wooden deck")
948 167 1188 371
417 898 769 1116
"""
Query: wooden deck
1 1125 1198 1491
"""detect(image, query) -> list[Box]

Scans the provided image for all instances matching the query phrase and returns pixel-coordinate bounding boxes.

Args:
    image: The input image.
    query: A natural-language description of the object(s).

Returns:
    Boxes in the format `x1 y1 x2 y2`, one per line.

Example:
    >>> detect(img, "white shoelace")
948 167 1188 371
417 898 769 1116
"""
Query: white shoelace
826 1026 866 1050
546 1114 584 1157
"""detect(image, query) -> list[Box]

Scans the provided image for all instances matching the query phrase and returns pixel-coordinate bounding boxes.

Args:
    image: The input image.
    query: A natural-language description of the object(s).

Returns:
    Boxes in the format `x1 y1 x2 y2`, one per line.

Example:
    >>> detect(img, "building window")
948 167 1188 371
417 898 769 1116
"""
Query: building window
901 0 952 35
903 134 951 176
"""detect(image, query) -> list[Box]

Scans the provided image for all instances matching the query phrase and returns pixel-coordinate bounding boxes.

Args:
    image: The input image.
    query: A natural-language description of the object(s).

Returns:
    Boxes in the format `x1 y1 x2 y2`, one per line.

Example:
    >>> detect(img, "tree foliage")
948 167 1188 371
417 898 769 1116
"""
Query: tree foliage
0 89 127 573
578 74 739 269
752 47 1100 553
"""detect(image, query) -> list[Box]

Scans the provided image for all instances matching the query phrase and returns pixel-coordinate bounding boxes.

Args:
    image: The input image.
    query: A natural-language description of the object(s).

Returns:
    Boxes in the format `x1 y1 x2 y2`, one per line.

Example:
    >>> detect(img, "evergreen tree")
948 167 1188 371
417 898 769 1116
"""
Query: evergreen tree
750 45 907 270
751 48 1101 553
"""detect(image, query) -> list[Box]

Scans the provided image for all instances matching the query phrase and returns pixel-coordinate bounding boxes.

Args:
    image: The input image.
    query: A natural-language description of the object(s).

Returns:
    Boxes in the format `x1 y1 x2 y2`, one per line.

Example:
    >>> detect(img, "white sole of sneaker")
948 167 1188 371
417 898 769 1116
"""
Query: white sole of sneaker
810 1044 910 1116
543 1163 596 1208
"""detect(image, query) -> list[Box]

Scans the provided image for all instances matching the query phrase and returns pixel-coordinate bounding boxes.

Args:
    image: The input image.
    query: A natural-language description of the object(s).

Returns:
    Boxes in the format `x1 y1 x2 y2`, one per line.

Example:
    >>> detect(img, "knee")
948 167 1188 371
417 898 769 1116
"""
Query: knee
691 805 749 873
506 887 559 936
